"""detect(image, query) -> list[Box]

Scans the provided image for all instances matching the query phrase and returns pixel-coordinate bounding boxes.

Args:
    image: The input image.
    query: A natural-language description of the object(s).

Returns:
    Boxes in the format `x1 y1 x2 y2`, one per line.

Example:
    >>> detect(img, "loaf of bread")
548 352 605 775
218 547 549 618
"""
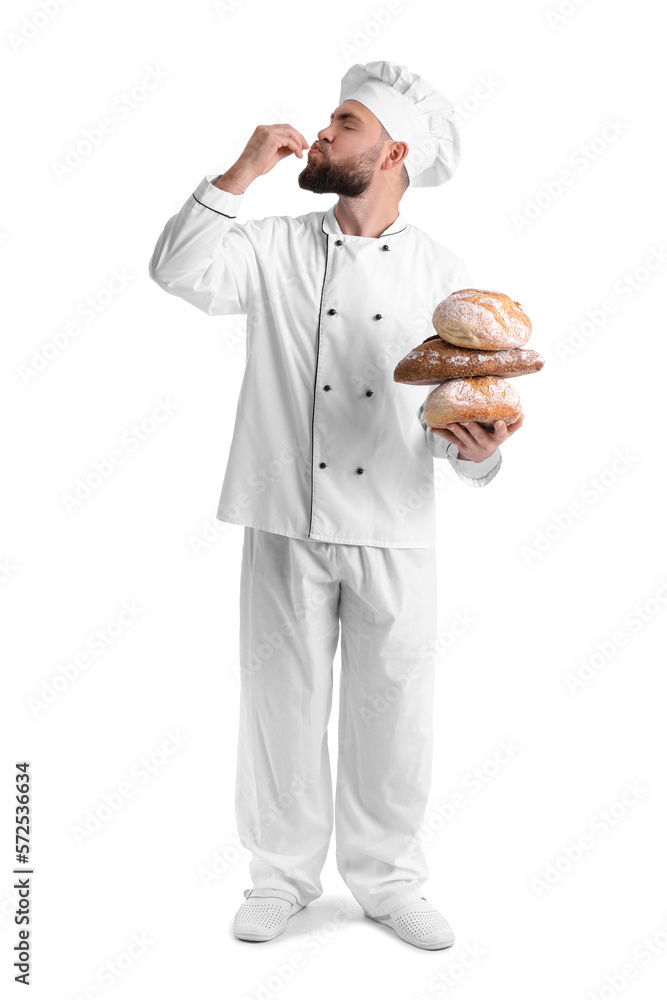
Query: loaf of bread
394 334 544 385
423 376 523 429
432 289 532 350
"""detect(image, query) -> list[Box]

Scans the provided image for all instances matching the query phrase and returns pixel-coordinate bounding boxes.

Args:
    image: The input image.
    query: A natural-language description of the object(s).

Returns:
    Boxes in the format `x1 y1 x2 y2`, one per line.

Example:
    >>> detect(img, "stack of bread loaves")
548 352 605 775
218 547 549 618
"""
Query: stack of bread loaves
394 289 544 431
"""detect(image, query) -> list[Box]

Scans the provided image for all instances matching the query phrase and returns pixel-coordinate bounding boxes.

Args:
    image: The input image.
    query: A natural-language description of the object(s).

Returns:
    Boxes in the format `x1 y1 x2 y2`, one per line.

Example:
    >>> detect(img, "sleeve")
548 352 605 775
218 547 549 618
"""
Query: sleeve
414 257 503 488
148 174 264 316
416 397 503 487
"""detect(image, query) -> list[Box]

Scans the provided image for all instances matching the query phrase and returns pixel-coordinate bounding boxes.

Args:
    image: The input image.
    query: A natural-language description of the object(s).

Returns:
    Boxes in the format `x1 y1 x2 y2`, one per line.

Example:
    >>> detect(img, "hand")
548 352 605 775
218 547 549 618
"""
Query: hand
231 123 310 183
430 413 524 461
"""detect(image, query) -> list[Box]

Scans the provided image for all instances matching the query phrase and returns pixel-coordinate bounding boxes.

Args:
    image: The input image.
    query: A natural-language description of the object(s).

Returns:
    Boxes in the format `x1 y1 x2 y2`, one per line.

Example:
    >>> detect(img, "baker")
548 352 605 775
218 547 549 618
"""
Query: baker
148 58 523 951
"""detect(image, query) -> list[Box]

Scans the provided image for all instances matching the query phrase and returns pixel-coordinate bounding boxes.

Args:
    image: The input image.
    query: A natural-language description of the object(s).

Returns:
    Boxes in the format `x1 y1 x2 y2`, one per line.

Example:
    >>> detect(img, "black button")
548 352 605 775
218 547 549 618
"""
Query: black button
323 384 331 391
374 313 382 320
335 239 343 246
365 390 373 397
327 308 336 315
356 467 364 475
319 462 327 469
381 244 390 251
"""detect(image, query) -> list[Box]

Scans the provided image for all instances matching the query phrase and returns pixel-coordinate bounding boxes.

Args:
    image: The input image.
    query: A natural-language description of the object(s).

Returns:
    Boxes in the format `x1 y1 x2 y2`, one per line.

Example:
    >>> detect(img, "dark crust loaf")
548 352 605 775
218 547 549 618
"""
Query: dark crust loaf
432 289 532 350
394 334 544 384
423 376 523 428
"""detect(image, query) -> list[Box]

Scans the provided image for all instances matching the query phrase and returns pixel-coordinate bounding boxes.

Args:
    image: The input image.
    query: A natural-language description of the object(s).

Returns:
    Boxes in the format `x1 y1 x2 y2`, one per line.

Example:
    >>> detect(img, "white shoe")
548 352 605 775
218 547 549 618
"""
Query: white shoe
233 888 305 942
365 897 455 950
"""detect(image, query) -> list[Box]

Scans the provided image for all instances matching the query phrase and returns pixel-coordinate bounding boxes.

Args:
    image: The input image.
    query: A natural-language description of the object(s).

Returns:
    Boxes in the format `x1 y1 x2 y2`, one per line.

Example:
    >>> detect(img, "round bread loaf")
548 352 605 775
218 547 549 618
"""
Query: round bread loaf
432 289 532 349
394 334 544 384
423 376 522 429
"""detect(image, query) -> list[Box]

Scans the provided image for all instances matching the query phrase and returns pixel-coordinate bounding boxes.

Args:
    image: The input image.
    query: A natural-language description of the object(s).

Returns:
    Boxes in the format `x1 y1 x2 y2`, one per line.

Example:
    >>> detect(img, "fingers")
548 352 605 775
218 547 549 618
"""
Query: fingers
431 428 472 459
432 414 523 461
489 420 509 443
287 127 308 157
431 427 468 451
275 132 303 158
289 126 309 151
459 421 490 446
505 413 525 435
275 125 309 157
445 422 477 448
431 427 457 442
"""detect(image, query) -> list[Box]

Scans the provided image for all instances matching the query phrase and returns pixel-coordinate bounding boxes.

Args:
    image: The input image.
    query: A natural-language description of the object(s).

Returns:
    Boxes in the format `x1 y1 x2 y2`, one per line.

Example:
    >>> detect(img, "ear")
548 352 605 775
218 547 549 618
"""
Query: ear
386 139 408 172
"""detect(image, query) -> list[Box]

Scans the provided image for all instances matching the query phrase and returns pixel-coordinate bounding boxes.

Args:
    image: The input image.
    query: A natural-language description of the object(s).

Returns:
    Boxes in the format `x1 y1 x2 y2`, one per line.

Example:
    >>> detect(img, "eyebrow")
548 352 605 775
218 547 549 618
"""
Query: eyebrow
329 110 365 125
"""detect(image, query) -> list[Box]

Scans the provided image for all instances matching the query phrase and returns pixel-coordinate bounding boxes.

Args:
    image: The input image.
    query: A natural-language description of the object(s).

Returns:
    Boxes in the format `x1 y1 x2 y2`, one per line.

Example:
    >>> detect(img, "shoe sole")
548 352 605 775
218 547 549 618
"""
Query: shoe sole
364 912 455 950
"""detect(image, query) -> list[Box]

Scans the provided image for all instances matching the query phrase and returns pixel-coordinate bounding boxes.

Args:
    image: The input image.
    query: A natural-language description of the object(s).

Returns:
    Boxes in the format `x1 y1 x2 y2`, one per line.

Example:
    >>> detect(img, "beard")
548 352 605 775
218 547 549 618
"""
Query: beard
297 138 384 197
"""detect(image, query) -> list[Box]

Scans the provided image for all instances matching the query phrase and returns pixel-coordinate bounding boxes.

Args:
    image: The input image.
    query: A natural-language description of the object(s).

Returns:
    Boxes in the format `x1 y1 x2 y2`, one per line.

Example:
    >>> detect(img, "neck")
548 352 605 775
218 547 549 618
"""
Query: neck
334 191 401 238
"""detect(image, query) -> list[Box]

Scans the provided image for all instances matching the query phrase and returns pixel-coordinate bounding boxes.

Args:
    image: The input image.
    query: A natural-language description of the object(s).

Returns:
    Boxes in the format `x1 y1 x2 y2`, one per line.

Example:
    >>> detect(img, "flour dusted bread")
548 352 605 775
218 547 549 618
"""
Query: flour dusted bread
394 334 544 384
423 376 523 429
432 289 532 350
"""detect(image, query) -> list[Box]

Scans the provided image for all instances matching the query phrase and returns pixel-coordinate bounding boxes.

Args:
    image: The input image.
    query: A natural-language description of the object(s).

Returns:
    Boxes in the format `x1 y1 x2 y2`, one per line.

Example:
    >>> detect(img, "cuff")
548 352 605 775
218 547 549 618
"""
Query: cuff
449 445 502 486
426 427 456 461
192 174 245 219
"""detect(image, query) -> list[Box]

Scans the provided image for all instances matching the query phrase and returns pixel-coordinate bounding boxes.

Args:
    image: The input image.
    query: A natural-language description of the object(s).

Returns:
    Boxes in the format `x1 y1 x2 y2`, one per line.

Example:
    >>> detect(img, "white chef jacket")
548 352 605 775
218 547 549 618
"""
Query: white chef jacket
148 174 502 548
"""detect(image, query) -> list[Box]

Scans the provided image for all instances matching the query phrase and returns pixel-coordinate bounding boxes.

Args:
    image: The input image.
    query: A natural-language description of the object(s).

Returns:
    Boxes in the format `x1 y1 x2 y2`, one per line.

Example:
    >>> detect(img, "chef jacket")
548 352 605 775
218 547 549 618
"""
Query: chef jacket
148 174 502 548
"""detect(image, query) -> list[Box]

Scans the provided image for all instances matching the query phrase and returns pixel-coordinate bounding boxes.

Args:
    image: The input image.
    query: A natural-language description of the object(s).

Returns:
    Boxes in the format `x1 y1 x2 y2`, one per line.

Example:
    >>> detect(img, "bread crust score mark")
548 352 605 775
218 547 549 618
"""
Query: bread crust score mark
393 287 541 429
423 375 523 428
432 289 532 351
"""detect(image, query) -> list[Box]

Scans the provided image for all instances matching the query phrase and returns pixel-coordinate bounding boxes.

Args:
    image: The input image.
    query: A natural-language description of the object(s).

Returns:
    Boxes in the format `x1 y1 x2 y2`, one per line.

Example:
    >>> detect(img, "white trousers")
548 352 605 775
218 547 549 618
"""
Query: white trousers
235 526 438 918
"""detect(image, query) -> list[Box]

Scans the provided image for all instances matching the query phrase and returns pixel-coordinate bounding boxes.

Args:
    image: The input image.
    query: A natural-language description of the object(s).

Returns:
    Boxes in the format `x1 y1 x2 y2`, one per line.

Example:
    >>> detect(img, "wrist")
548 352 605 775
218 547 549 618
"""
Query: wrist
213 164 256 195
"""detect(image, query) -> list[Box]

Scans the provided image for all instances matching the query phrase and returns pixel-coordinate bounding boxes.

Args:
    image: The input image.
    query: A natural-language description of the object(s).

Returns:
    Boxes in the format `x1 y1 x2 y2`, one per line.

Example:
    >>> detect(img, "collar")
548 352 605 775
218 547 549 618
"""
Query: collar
321 202 408 240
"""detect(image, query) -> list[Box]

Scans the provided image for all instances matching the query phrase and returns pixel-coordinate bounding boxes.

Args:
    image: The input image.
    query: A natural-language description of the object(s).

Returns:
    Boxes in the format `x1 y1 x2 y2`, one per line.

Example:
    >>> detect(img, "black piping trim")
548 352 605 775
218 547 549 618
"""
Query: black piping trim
321 207 407 238
307 216 331 537
378 224 407 236
192 193 236 218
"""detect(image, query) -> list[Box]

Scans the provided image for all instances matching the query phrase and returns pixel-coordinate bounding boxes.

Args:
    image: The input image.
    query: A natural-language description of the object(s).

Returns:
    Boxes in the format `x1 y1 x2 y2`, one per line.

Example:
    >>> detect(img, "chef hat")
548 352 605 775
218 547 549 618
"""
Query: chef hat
338 60 461 188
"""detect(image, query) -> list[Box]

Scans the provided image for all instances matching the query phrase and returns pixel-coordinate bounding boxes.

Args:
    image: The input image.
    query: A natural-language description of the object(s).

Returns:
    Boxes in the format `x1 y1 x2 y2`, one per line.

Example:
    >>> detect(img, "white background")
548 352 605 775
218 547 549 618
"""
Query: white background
2 0 667 997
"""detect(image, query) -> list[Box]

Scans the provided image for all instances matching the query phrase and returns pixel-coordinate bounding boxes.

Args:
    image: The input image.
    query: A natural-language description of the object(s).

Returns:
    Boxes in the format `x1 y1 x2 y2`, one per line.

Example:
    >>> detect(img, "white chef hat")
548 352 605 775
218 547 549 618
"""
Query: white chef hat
339 60 461 188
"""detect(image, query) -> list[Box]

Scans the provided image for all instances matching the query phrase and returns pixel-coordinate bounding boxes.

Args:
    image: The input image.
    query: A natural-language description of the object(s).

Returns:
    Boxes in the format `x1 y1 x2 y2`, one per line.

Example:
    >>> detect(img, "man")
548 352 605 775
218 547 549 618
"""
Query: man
148 60 522 951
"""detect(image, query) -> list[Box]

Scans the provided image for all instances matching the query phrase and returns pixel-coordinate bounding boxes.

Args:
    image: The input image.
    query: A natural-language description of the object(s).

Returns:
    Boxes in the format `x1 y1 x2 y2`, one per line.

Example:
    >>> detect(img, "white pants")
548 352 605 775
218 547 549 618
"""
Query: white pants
235 526 438 918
